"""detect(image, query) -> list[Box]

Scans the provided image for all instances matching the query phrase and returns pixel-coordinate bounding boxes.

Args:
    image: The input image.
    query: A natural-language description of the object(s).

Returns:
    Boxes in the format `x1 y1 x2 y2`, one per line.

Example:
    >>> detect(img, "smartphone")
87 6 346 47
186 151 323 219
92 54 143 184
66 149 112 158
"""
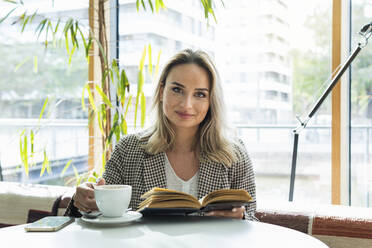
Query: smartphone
24 216 74 232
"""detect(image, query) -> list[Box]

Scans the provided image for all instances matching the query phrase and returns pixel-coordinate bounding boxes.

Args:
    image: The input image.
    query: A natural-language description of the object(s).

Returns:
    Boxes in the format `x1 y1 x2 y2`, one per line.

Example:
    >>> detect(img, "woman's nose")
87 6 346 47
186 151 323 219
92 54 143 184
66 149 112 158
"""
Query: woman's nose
180 94 193 108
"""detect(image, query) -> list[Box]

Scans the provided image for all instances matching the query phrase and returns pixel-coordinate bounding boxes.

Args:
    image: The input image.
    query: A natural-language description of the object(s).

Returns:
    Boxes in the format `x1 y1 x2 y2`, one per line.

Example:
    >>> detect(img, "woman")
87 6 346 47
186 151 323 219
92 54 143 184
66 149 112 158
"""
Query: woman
65 49 256 220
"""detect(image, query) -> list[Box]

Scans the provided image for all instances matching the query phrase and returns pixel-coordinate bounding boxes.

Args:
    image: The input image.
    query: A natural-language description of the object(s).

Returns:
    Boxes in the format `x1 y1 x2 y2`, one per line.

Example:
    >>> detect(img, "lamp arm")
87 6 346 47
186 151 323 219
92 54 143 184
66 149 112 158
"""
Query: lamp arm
288 21 372 201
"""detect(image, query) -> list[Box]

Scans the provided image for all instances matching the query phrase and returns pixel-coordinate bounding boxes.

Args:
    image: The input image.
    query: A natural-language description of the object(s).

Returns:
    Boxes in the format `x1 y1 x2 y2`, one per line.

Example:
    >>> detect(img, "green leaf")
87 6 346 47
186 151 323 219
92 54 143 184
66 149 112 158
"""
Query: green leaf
101 68 109 87
77 25 88 55
29 11 38 23
63 19 73 54
112 59 120 81
54 19 60 34
134 77 140 128
39 97 49 120
220 0 225 8
81 84 87 111
154 49 162 81
53 19 60 47
3 0 17 4
88 109 94 127
101 103 107 127
14 57 30 72
40 150 49 177
135 45 146 128
120 69 128 102
141 92 146 127
113 111 119 125
73 21 79 49
200 0 208 18
136 0 140 11
21 15 30 33
23 134 28 176
19 133 23 163
93 37 108 66
72 165 79 179
95 84 113 108
141 0 146 11
159 0 165 9
65 32 70 56
43 20 49 47
97 111 104 136
114 123 121 141
139 45 146 72
33 55 38 73
86 84 97 112
86 37 92 61
147 0 154 12
121 118 128 135
0 7 18 24
155 0 160 12
30 130 34 154
148 44 152 75
68 42 77 65
107 120 118 144
124 95 132 119
63 18 73 35
60 159 72 177
45 20 53 47
35 19 47 40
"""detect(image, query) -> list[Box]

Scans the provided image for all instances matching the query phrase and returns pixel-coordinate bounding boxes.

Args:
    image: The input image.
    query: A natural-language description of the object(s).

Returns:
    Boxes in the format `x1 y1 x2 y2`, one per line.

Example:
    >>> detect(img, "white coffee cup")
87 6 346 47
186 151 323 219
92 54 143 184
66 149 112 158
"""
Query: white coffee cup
94 184 132 217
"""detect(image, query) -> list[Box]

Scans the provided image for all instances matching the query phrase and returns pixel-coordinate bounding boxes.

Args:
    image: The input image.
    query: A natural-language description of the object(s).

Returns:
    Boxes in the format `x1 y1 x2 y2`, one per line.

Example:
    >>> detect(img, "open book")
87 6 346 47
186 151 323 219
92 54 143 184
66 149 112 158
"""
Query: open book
138 187 254 215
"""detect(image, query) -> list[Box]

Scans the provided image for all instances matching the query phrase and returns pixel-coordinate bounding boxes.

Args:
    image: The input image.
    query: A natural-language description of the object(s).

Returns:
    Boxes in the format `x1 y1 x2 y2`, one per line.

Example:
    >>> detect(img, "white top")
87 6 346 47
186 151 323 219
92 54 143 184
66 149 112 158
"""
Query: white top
164 153 199 198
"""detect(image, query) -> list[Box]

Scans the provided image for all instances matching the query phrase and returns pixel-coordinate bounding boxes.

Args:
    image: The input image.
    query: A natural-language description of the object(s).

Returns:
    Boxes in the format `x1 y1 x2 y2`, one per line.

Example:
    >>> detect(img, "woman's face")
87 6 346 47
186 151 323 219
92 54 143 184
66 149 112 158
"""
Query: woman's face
160 63 210 132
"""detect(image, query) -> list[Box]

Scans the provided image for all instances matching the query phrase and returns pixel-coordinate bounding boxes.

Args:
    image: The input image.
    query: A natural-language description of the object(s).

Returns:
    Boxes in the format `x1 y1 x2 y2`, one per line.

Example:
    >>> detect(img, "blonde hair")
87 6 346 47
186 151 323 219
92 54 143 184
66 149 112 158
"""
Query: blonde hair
142 49 239 166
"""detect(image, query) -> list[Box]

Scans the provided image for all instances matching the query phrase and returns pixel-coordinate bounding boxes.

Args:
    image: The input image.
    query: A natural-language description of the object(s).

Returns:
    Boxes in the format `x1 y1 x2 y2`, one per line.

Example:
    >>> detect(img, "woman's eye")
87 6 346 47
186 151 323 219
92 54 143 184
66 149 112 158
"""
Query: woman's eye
172 87 182 93
195 92 206 98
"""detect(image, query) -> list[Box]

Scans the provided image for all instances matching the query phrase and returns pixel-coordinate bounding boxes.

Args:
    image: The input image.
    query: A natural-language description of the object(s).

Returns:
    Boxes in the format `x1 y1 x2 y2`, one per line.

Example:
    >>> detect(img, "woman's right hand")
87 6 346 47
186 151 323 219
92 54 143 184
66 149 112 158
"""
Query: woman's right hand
73 178 105 212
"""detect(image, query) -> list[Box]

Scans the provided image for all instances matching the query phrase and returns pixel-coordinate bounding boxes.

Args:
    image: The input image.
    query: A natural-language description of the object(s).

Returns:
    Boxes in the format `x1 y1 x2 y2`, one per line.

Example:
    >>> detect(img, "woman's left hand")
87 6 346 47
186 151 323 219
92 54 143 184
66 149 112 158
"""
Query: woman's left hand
204 206 245 219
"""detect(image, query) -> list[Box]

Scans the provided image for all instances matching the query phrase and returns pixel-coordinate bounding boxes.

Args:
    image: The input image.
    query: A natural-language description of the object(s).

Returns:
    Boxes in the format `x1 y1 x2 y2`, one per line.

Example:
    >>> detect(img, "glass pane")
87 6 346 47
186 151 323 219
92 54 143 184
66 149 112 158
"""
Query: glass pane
118 0 332 204
0 0 89 185
217 0 332 204
350 0 372 207
118 0 215 126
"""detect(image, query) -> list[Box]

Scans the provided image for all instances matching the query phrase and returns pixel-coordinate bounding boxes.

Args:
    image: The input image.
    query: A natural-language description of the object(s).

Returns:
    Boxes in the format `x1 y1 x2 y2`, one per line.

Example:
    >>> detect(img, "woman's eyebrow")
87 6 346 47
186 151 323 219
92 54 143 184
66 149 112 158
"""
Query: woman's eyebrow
196 88 209 92
170 81 209 92
170 82 185 88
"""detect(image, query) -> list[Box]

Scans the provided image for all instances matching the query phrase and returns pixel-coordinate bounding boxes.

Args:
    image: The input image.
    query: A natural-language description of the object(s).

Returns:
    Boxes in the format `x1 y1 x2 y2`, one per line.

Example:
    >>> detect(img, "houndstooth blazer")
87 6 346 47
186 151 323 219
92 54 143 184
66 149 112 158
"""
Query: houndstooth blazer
65 132 257 220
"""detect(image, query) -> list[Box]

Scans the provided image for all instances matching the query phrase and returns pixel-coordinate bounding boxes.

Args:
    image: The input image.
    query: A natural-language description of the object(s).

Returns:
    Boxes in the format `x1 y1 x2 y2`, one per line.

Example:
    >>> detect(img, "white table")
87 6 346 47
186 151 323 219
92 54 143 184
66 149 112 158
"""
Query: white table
1 216 328 248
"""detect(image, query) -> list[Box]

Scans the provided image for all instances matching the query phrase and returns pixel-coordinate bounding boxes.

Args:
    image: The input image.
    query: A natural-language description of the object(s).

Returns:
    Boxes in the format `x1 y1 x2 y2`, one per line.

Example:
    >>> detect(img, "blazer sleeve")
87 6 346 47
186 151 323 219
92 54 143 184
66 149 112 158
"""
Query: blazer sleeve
64 136 131 217
231 140 258 221
102 138 128 185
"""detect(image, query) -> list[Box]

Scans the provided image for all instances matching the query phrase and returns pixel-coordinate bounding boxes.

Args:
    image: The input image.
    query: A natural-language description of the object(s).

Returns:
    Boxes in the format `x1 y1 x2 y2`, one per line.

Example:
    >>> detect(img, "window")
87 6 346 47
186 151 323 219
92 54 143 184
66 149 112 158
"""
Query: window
1 0 336 207
265 90 278 100
115 0 330 204
0 0 89 185
350 0 372 207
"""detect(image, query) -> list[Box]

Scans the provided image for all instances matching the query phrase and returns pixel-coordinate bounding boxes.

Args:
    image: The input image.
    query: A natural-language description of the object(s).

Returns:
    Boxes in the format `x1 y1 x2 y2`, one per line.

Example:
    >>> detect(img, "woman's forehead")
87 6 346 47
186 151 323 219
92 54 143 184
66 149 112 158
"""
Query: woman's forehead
165 63 210 89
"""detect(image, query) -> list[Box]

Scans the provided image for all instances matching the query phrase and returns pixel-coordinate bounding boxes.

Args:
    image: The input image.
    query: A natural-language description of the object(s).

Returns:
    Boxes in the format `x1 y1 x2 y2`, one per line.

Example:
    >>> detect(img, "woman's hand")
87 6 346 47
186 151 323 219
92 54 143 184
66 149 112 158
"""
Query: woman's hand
73 178 105 212
204 206 245 219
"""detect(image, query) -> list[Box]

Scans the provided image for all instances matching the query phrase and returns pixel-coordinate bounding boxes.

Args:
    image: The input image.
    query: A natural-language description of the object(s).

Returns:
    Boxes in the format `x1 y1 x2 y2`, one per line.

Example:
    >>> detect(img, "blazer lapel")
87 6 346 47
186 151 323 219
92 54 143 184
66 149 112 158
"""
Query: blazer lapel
197 158 229 199
142 152 167 193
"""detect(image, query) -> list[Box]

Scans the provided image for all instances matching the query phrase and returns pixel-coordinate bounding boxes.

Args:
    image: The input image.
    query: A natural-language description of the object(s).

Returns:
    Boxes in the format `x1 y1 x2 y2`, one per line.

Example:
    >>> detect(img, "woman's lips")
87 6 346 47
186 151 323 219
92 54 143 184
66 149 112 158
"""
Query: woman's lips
176 111 193 119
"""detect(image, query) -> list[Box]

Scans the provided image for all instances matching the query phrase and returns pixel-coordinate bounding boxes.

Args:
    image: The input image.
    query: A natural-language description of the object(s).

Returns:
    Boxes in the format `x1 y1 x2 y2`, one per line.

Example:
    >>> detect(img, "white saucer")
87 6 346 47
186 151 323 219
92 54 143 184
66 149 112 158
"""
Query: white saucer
81 211 142 225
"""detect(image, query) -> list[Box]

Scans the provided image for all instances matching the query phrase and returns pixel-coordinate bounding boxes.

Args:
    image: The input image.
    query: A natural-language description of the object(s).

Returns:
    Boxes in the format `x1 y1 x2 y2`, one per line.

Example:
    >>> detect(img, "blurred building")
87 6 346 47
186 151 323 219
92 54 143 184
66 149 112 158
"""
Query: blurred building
216 0 292 124
118 0 216 124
